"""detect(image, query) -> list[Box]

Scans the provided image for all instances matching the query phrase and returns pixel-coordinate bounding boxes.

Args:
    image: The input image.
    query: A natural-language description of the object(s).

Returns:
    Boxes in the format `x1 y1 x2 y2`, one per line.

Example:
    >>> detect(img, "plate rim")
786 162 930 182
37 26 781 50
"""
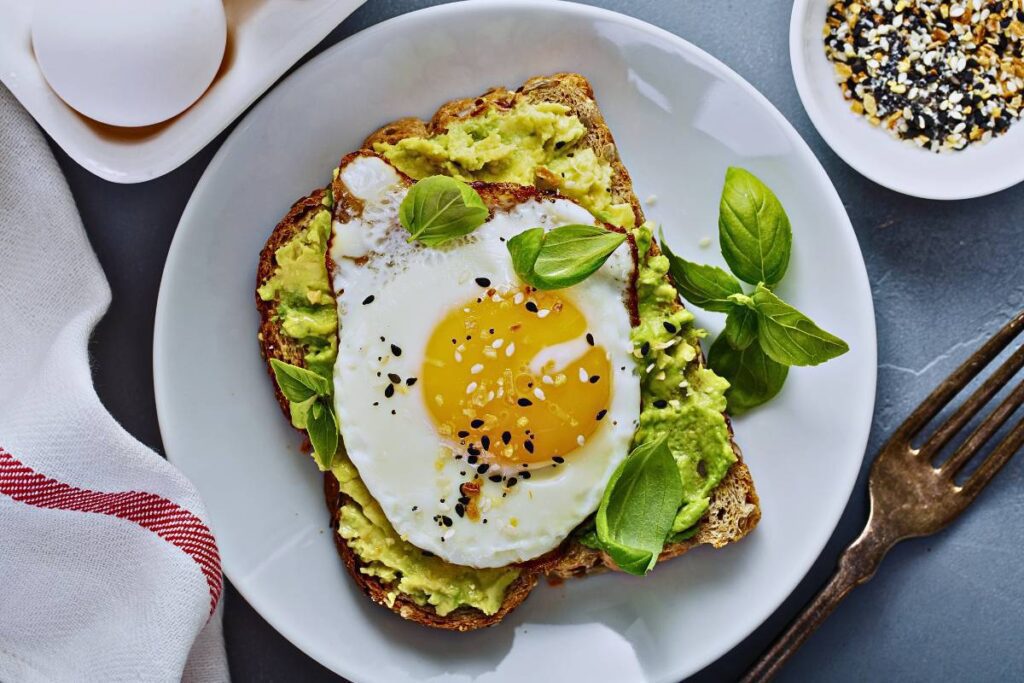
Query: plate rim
155 1 878 680
789 0 1024 200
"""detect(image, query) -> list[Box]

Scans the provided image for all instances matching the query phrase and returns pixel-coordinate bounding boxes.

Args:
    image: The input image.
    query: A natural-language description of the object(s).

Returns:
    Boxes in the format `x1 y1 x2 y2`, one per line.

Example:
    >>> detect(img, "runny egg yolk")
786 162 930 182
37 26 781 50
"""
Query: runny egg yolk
422 286 612 466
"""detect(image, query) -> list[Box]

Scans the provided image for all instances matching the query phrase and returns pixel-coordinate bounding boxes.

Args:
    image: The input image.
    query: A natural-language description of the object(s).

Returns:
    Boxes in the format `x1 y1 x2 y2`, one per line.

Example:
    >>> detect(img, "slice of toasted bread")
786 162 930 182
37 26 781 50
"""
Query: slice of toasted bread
360 73 760 576
255 74 761 630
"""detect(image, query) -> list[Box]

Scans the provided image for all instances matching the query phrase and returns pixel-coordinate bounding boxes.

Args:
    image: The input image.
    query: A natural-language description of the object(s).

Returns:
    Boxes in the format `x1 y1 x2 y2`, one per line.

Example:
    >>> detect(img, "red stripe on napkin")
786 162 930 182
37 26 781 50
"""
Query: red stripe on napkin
0 448 222 613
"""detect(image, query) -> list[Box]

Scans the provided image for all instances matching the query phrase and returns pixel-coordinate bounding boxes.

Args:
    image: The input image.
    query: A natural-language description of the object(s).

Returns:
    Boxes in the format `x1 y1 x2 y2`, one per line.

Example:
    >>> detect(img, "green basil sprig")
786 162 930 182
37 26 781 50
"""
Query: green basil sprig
507 224 626 290
270 359 339 469
660 167 848 414
593 435 683 575
399 175 488 247
718 167 792 287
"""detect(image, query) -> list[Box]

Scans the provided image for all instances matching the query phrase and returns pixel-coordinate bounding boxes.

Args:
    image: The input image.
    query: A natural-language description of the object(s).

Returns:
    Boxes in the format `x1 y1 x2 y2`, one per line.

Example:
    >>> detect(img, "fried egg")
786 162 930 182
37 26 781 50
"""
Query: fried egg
329 154 639 568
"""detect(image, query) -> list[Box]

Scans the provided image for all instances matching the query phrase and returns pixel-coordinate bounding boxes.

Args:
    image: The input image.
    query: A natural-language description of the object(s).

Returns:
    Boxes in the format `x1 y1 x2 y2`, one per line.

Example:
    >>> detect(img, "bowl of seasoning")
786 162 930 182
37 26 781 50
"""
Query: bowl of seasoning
791 0 1024 199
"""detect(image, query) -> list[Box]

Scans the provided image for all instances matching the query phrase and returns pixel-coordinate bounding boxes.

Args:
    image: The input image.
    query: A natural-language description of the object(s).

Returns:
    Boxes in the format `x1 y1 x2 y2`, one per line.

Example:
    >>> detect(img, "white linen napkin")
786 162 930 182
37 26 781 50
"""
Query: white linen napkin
0 84 228 682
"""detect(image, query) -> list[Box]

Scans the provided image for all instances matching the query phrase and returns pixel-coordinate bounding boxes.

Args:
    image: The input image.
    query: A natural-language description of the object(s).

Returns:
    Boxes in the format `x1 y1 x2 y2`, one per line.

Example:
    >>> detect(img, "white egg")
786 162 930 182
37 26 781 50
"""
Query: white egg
329 155 640 568
31 0 226 127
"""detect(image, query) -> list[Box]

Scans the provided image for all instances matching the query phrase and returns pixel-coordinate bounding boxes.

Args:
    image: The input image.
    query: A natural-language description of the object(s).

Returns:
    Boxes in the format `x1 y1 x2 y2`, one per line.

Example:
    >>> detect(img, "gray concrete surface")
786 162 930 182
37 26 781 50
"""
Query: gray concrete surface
54 1 1023 680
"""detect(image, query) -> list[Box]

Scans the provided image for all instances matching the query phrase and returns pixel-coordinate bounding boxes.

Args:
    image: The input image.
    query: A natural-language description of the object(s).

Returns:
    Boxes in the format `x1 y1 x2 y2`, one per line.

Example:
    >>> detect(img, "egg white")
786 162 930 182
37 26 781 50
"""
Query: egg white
329 155 640 568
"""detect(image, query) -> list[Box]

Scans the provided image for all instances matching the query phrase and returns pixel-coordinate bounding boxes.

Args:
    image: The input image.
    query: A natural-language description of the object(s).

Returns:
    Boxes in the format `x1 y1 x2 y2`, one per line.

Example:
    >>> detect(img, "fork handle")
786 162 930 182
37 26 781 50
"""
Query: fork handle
741 526 895 682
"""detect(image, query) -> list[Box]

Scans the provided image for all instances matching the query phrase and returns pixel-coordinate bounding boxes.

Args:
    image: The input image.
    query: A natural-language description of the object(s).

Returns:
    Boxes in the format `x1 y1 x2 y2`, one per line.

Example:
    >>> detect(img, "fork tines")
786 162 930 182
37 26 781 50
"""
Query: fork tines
896 310 1024 496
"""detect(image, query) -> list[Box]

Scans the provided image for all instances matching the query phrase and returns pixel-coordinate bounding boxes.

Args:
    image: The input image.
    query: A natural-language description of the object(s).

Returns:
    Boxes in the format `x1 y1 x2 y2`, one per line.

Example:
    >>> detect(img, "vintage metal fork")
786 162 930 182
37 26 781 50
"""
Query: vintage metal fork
744 310 1024 682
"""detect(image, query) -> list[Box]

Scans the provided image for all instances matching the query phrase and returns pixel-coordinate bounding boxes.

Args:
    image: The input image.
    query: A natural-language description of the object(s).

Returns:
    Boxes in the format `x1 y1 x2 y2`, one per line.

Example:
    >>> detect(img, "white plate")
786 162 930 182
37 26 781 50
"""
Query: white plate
154 2 877 681
0 0 364 183
791 0 1024 200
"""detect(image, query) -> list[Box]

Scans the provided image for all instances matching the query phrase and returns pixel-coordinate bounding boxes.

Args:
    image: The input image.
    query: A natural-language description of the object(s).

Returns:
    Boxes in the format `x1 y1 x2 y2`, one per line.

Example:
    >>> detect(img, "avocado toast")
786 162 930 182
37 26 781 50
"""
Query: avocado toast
256 74 760 630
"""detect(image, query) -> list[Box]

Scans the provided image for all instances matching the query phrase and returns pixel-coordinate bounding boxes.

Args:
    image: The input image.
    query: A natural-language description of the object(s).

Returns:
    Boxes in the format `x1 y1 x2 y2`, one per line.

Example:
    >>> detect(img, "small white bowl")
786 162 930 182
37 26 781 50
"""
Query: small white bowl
790 0 1024 200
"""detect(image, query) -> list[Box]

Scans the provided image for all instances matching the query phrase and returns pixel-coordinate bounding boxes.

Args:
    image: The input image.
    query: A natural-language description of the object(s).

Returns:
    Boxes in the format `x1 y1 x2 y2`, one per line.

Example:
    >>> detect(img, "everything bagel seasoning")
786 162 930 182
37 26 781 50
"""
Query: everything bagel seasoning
823 0 1024 151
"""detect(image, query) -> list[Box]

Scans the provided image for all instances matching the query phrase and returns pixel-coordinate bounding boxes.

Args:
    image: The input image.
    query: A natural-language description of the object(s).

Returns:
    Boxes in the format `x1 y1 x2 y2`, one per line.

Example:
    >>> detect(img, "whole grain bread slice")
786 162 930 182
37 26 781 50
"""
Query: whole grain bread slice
360 73 760 576
255 74 761 630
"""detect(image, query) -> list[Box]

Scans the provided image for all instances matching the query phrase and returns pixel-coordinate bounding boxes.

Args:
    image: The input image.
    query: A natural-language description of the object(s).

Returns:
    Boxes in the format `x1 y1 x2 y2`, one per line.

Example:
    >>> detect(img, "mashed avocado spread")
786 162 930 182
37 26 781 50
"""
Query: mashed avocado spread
261 101 734 615
256 196 338 379
374 102 637 229
332 459 520 616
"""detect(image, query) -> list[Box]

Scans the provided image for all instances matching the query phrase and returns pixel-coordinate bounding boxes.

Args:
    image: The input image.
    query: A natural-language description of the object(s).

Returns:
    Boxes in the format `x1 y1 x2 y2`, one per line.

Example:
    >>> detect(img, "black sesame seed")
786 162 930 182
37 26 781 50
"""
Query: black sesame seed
517 398 533 407
391 409 396 415
481 435 490 450
411 505 418 511
471 418 485 428
442 516 453 527
467 446 480 456
458 496 470 505
384 384 395 398
372 401 379 407
663 321 677 334
489 474 503 482
653 399 668 409
390 344 402 356
502 431 512 444
524 440 535 454
457 430 470 438
387 373 401 384
455 503 465 517
640 341 650 356
467 455 479 465
520 471 531 479
507 478 518 487
362 295 375 305
406 377 417 386
586 333 595 346
475 277 491 287
525 301 539 313
477 464 490 474
589 375 600 383
552 456 565 464
596 409 607 421
483 519 488 524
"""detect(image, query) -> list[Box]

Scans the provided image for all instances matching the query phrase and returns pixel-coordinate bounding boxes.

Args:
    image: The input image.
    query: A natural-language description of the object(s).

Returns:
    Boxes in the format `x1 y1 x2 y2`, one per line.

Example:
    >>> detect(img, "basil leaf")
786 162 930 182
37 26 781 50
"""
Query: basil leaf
659 229 742 313
306 398 339 470
595 435 683 576
399 175 488 247
750 285 849 366
718 167 792 286
709 333 789 414
723 306 758 350
270 358 332 403
508 224 626 290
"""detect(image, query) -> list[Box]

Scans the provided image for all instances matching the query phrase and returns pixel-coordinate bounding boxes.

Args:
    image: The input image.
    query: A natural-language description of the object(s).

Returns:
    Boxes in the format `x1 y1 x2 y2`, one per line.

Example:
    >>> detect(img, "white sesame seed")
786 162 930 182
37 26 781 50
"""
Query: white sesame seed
542 375 554 385
454 351 463 362
579 367 589 382
537 309 550 318
466 382 478 394
471 363 484 375
492 338 504 348
577 435 585 446
505 343 516 357
534 387 546 401
513 292 524 304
